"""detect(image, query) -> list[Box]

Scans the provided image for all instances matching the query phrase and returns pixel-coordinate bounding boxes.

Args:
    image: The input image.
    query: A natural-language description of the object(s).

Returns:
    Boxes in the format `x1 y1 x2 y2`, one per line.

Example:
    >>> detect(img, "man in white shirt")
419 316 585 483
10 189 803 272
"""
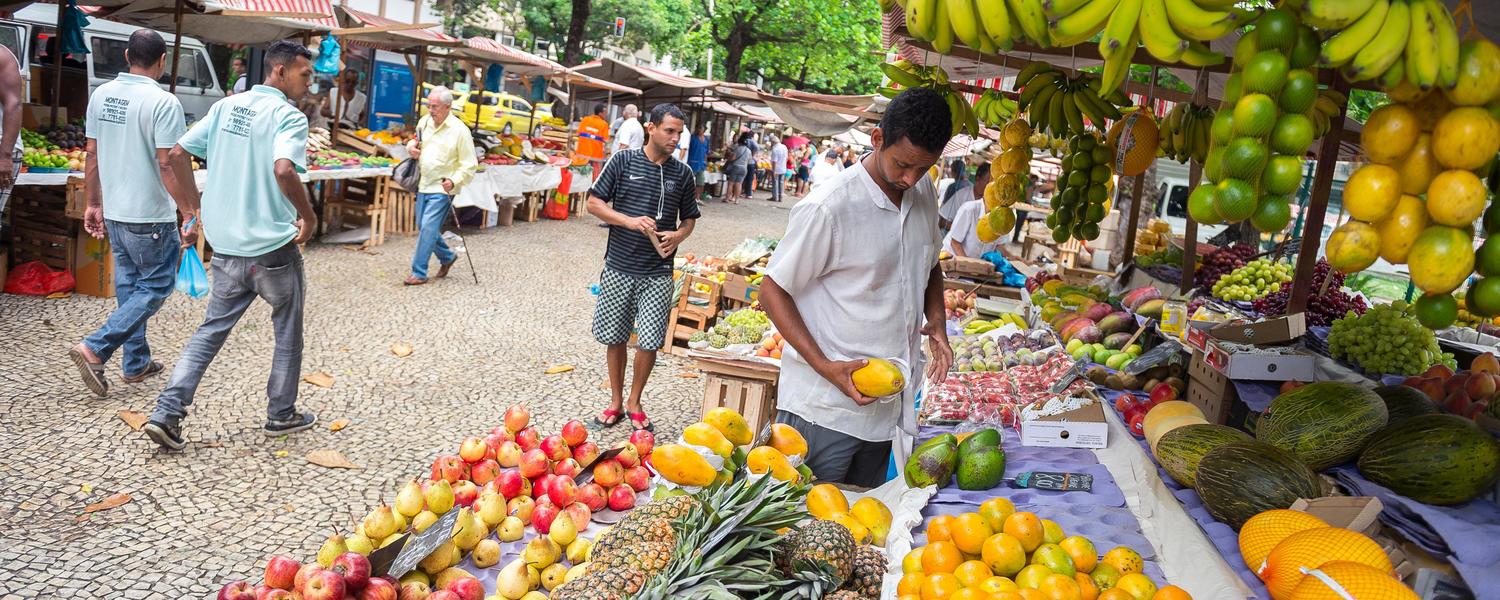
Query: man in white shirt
944 164 1001 258
937 159 969 231
759 88 955 486
612 104 643 154
808 149 841 189
322 69 367 129
769 136 788 203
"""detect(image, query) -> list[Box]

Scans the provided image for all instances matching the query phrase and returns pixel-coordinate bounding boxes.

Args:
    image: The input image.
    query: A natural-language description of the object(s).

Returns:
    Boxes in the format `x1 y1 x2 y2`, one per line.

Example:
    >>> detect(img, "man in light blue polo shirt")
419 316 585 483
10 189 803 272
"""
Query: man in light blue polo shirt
145 40 320 451
68 30 199 398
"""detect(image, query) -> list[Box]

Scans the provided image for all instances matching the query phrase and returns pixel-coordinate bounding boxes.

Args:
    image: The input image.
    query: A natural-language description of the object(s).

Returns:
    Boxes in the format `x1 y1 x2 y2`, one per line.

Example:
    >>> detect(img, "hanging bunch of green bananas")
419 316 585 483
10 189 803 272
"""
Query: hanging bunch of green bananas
1312 0 1460 91
878 59 983 136
902 0 1054 53
1157 102 1215 164
1307 88 1350 138
974 90 1021 128
1014 62 1131 140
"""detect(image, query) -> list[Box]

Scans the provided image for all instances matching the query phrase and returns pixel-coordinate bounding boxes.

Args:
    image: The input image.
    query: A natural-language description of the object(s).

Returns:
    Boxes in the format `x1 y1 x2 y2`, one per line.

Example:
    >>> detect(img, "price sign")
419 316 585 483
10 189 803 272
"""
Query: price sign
1009 471 1093 492
380 509 459 579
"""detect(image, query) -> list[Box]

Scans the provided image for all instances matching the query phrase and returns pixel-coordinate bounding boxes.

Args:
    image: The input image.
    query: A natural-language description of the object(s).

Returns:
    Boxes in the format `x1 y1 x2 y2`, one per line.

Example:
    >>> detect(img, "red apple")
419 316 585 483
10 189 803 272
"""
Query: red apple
549 477 578 507
398 582 430 600
593 459 625 488
294 564 323 594
607 485 636 511
430 455 467 483
560 419 588 447
357 578 397 600
507 495 535 523
331 552 370 590
628 430 656 457
540 435 571 462
571 441 601 467
552 458 582 479
613 442 640 469
503 405 531 433
482 432 507 456
458 437 488 464
452 480 479 508
426 592 459 600
519 449 549 478
443 578 483 600
264 556 301 591
258 590 294 600
1148 382 1176 404
563 502 591 530
624 465 651 492
1126 410 1146 437
494 441 523 468
1113 395 1135 414
515 427 541 452
252 585 273 600
488 426 514 443
469 459 501 486
495 469 527 499
218 582 257 600
578 483 608 511
301 569 347 600
532 501 560 533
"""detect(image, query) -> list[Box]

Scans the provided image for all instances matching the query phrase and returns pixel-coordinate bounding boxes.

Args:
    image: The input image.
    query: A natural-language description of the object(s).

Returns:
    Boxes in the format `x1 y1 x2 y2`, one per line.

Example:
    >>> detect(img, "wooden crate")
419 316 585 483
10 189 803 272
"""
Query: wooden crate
384 184 417 235
9 186 74 270
702 374 777 435
62 177 87 220
12 224 75 270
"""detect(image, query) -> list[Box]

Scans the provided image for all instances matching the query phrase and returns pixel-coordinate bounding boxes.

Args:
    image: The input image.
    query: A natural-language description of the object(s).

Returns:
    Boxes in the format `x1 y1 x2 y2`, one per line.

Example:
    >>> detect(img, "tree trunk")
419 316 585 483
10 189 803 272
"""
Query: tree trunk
562 0 592 66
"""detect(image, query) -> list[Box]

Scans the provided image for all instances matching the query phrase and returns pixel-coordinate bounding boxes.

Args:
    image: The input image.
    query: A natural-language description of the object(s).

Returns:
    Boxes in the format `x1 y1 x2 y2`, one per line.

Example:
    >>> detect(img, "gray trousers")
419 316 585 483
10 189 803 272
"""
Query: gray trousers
776 410 891 487
153 242 305 423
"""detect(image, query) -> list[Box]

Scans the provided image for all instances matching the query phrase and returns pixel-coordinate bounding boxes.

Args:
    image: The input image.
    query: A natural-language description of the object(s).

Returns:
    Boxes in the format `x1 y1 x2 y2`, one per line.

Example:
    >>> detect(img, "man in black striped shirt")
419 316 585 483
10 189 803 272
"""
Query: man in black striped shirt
586 103 700 432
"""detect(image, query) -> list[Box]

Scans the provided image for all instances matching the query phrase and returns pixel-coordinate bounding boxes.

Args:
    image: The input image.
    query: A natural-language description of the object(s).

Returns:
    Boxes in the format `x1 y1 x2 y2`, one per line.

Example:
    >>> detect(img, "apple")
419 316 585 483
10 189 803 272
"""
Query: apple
1148 382 1176 405
458 437 488 464
532 501 560 533
628 430 656 457
540 435 571 462
504 405 531 433
331 552 370 590
495 469 528 499
294 564 323 594
398 582 430 600
1113 395 1136 414
560 420 588 447
613 442 640 469
218 582 256 600
519 449 549 478
592 459 625 488
507 495 536 523
426 592 459 600
258 590 294 600
430 455 467 483
549 477 578 507
488 426 514 443
570 441 600 467
515 427 541 452
469 459 501 486
494 441 522 468
301 568 347 600
623 465 651 492
552 458 582 479
578 483 608 511
443 578 483 600
451 480 479 508
482 432 507 457
264 556 301 591
563 502 591 530
1126 410 1146 437
357 578 397 600
607 485 636 511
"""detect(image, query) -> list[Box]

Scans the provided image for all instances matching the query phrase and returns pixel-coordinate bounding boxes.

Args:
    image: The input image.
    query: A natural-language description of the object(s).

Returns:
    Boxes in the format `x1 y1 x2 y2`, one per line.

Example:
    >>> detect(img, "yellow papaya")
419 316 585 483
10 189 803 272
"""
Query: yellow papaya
745 446 799 483
851 358 906 398
651 444 716 487
851 497 893 546
806 483 850 519
768 423 809 459
682 422 734 458
829 511 873 545
703 407 753 446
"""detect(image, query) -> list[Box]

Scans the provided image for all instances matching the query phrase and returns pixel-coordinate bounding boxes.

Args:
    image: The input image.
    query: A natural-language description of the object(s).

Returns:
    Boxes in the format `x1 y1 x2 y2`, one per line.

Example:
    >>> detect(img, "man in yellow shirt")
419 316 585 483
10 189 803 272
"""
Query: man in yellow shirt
404 86 477 286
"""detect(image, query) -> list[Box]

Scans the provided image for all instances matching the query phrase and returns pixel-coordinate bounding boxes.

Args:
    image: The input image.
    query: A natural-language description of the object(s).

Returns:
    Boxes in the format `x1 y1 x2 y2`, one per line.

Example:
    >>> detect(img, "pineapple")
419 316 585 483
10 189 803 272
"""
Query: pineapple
551 567 645 599
632 494 699 522
824 592 864 600
789 520 856 584
593 515 676 560
588 540 674 576
842 546 887 598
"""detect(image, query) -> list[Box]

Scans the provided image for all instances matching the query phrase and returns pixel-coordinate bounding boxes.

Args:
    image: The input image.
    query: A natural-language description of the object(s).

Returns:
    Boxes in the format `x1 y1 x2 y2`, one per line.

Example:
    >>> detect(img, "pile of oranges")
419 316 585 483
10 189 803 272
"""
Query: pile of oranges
895 498 1191 600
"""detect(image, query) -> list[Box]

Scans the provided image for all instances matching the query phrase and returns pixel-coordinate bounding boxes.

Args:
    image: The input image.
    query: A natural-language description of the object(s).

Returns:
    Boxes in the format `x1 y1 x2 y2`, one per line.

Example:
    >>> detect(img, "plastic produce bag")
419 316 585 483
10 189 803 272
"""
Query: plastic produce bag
3 261 75 295
176 247 209 299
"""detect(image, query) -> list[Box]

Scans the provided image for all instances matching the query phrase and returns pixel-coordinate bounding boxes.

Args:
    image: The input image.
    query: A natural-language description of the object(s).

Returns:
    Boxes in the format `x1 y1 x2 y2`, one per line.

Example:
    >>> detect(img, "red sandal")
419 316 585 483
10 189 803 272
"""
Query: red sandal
593 408 623 429
628 411 655 432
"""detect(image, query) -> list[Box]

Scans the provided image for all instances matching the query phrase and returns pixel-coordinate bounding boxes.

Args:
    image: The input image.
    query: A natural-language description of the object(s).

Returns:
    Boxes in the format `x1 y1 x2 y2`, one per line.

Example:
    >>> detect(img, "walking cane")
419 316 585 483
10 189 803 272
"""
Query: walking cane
449 205 480 284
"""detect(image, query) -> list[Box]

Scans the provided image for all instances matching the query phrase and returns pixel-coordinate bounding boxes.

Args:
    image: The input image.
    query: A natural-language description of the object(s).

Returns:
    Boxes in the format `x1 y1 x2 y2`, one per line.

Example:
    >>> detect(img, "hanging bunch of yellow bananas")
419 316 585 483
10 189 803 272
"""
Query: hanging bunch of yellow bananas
1045 0 1238 94
1157 102 1215 164
1307 88 1351 138
1014 62 1131 140
900 0 1054 53
879 59 983 136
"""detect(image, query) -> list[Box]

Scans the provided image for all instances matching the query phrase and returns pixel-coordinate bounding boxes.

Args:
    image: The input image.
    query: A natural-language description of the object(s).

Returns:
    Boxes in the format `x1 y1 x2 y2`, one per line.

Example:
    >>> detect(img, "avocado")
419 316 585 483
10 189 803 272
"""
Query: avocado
914 433 957 454
958 428 1003 456
904 439 958 488
955 447 1007 490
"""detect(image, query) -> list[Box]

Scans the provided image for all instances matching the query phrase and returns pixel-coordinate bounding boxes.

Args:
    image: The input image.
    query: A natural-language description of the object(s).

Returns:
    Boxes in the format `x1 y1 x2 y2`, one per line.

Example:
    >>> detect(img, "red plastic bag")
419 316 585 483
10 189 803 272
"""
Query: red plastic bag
4 261 76 295
542 167 572 221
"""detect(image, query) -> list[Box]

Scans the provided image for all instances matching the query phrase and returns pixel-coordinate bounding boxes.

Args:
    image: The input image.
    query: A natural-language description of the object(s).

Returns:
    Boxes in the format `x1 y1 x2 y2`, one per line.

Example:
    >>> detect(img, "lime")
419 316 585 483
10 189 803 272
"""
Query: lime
1469 277 1500 317
1057 205 1074 224
1289 25 1321 69
1050 193 1064 210
1079 135 1096 151
1251 195 1293 232
1069 137 1084 153
1257 10 1297 51
1068 171 1088 187
1090 164 1111 184
1243 51 1290 94
1204 147 1226 183
1233 30 1260 69
1052 227 1071 243
1279 70 1318 114
1090 146 1111 166
1211 110 1235 144
1086 185 1108 203
1414 294 1459 328
1223 137 1269 180
1478 237 1500 276
1233 94 1278 137
1085 202 1105 222
1080 222 1101 240
1222 73 1243 108
1188 184 1221 224
1262 154 1305 195
1215 178 1258 222
1072 152 1093 170
1045 212 1059 228
1062 187 1081 205
1271 113 1316 155
1484 200 1500 234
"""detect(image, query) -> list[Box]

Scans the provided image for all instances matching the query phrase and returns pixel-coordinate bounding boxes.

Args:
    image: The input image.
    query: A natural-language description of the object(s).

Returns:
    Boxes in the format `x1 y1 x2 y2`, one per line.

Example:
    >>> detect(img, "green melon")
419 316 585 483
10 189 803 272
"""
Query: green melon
1196 440 1323 530
1154 424 1253 489
1256 382 1388 471
1357 414 1500 505
1372 385 1439 425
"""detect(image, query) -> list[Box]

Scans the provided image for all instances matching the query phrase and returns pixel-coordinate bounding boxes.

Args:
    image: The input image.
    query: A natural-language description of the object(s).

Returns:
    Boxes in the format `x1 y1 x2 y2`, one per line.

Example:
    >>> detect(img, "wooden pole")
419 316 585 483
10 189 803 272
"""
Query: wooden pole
50 0 65 124
1180 69 1211 295
169 0 184 93
1119 67 1158 270
413 47 428 118
1287 77 1353 314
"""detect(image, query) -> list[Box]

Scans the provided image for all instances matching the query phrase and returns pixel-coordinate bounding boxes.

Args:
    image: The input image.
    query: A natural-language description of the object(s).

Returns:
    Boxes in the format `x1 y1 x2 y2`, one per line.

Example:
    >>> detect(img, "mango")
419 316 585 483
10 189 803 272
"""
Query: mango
1134 298 1166 319
651 444 716 487
745 446 799 483
828 511 872 544
703 407 753 446
682 423 734 458
851 358 906 398
807 483 850 519
851 497 893 546
768 423 809 459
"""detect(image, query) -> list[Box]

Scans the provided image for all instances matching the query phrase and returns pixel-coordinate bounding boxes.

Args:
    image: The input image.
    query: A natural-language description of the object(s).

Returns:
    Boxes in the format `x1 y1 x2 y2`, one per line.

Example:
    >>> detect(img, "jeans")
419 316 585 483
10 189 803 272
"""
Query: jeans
152 242 305 423
771 171 785 202
412 192 456 279
83 220 181 376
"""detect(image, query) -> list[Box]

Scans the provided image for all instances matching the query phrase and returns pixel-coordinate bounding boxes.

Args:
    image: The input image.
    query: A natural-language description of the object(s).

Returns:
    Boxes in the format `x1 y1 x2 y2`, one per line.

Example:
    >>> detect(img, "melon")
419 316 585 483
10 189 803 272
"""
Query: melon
1146 414 1209 454
1260 527 1393 598
1356 414 1500 505
1372 385 1439 424
1289 561 1418 600
1195 440 1322 530
1256 382 1388 471
1142 401 1206 435
1237 509 1328 573
1154 424 1252 489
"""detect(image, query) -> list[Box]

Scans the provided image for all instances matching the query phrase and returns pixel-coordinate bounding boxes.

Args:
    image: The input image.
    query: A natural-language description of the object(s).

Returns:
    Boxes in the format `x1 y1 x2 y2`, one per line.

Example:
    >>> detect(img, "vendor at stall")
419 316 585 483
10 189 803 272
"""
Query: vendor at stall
323 69 367 129
943 163 1000 258
758 87 954 486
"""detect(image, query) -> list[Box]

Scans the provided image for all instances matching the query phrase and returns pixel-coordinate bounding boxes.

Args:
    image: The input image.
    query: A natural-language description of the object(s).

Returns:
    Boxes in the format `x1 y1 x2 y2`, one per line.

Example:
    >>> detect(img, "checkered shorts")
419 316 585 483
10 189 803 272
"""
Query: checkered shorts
592 269 676 351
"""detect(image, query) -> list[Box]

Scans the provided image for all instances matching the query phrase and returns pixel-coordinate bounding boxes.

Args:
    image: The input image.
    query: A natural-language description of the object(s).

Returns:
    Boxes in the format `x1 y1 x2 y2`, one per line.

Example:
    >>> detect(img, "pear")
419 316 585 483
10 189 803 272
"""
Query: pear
521 536 560 569
419 540 457 574
398 570 430 586
495 559 534 600
412 510 438 533
471 538 502 568
548 509 577 546
476 492 507 528
563 563 588 584
390 507 408 532
316 532 346 567
498 516 525 541
520 592 548 600
395 479 425 517
565 537 592 565
433 566 474 590
345 532 374 556
450 508 486 551
539 563 568 591
363 505 398 540
424 480 455 515
379 532 404 548
526 564 541 587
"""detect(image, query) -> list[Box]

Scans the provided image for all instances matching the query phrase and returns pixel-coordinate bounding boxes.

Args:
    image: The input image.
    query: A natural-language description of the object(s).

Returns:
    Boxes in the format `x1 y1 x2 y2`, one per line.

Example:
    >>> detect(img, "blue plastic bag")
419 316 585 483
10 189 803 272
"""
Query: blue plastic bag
176 247 209 299
981 251 1029 288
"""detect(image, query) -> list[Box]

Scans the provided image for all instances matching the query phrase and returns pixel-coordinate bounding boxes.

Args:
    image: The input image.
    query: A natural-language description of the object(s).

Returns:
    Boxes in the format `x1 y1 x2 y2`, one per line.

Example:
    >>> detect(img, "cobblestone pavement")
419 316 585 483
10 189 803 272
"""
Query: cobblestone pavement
0 193 793 598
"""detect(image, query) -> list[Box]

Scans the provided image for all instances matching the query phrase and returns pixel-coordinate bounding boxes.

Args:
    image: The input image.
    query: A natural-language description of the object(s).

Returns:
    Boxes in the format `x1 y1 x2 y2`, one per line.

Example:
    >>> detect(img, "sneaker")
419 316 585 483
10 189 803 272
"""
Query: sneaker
143 419 186 451
264 411 317 436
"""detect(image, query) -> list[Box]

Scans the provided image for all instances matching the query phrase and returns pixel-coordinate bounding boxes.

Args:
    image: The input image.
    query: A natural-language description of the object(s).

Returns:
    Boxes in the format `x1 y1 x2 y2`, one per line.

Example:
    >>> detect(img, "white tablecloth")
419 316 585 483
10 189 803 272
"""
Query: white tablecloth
14 171 76 186
15 167 392 189
452 165 594 212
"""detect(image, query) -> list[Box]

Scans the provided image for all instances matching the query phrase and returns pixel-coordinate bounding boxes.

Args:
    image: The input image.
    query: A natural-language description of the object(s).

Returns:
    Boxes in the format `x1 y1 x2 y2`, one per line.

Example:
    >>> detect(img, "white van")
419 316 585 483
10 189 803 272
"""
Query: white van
5 4 224 122
1150 159 1228 243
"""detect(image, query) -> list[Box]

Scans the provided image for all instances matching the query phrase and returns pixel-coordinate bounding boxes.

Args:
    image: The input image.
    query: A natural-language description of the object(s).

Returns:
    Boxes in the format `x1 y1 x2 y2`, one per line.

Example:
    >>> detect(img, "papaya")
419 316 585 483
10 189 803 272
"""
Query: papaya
682 423 734 458
828 512 873 544
745 446 799 483
703 407 753 446
851 497 893 546
651 444 716 487
851 358 906 398
768 423 809 459
807 483 850 519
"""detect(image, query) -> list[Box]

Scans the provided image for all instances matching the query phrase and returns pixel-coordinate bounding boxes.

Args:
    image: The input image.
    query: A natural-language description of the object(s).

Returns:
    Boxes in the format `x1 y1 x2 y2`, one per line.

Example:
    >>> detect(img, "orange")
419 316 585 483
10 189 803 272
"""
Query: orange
1432 106 1500 169
1074 572 1100 600
1375 195 1430 264
1059 536 1098 574
1261 527 1393 599
992 593 1027 600
1020 591 1048 600
923 572 964 600
953 513 997 555
1097 590 1136 600
1362 103 1422 164
1100 546 1144 575
1426 169 1488 227
1031 543 1078 577
955 560 995 588
924 541 965 574
1040 520 1065 545
1345 164 1402 222
982 533 1029 577
1325 221 1382 274
979 575 1021 593
929 515 958 543
1288 560 1418 600
900 596 922 600
951 589 989 600
900 572 927 596
1447 39 1500 106
1015 564 1055 590
979 498 1017 531
1113 573 1157 600
1089 563 1122 591
1408 225 1477 294
1150 585 1193 600
906 547 927 574
1003 512 1046 553
1037 573 1083 600
1397 134 1441 195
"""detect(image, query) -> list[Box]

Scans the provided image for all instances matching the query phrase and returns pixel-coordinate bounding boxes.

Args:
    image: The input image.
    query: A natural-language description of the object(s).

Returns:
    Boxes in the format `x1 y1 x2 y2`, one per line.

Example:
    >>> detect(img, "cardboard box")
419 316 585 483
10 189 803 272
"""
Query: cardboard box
1209 312 1307 345
73 229 115 298
1022 401 1108 449
1290 497 1383 537
1121 265 1180 298
1205 340 1316 381
719 272 759 305
941 255 996 278
1188 350 1236 424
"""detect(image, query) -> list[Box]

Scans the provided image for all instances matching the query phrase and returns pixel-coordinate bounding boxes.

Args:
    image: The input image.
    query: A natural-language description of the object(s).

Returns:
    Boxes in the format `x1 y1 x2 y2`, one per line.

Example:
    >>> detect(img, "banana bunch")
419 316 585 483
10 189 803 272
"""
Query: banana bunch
963 312 1029 334
879 60 982 136
1313 0 1460 90
1014 63 1129 140
974 90 1020 128
904 0 1054 53
1048 0 1236 94
1157 102 1215 164
1306 88 1350 138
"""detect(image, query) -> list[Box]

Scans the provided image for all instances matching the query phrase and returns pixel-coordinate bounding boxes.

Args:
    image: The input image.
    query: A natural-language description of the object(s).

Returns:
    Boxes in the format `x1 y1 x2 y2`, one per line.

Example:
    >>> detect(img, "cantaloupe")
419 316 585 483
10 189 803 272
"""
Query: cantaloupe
1260 527 1393 598
1237 509 1329 573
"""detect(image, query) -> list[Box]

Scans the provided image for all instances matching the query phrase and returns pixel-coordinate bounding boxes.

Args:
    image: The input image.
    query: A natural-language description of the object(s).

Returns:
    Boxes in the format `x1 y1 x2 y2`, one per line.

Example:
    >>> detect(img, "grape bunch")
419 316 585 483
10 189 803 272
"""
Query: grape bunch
1329 302 1456 376
1253 259 1368 326
1193 244 1258 289
1211 258 1293 302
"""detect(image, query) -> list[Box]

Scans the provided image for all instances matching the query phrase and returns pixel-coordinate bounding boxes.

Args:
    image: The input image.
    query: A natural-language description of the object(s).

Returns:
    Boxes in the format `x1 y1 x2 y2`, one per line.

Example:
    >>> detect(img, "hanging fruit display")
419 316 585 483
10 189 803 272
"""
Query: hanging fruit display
982 118 1036 244
1045 132 1116 243
879 59 983 136
1013 63 1130 141
1157 102 1215 164
973 89 1021 128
